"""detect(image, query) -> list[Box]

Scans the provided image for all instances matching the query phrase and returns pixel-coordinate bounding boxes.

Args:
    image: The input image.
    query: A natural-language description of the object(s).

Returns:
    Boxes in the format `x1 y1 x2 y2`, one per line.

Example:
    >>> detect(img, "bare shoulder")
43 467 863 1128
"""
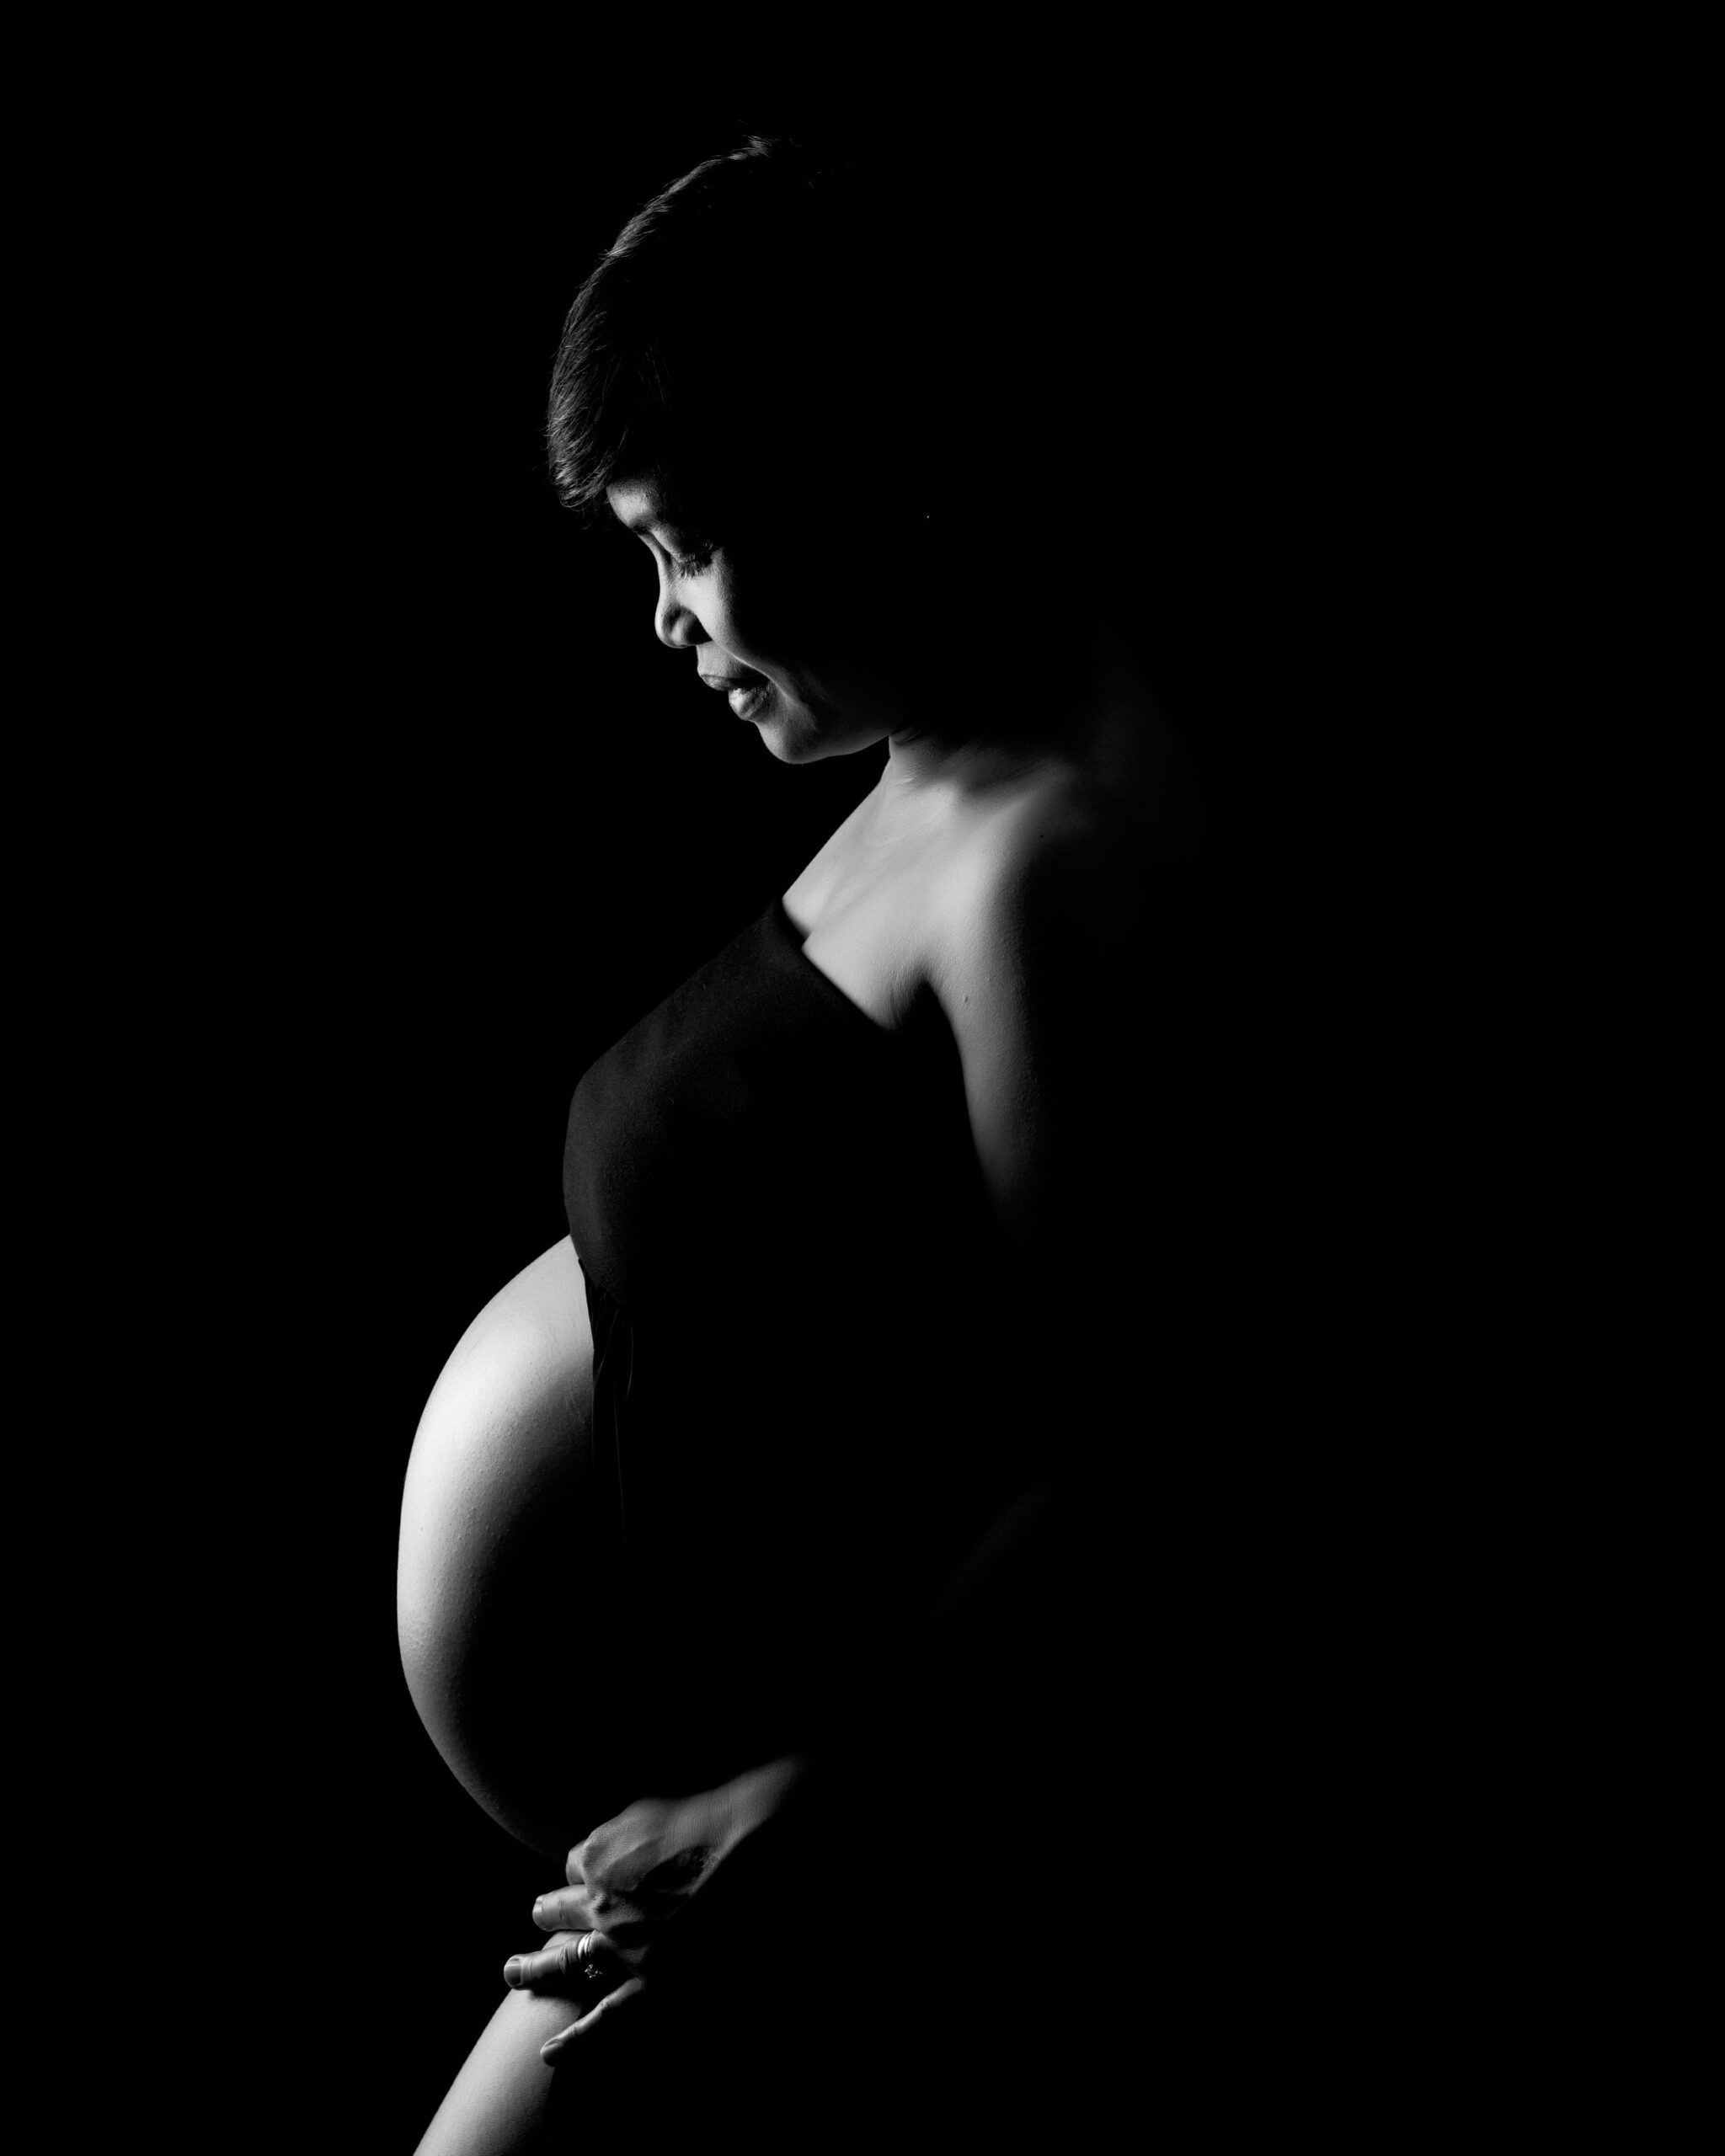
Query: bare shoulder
923 738 1244 1088
927 767 1156 1005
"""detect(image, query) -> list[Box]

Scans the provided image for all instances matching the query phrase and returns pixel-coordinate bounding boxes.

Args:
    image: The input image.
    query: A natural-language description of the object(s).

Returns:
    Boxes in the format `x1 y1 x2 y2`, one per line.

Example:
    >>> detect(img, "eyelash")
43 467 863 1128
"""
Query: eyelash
668 546 715 579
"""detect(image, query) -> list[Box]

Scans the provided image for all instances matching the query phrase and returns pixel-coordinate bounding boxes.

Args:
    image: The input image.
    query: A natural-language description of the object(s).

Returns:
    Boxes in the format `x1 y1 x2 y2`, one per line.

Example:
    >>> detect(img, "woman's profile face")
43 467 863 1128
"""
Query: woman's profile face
606 474 927 765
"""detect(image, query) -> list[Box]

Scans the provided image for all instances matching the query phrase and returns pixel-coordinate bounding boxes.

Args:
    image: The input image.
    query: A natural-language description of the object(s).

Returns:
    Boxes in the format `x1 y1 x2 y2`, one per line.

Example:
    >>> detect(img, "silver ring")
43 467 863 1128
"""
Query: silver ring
577 1931 605 1983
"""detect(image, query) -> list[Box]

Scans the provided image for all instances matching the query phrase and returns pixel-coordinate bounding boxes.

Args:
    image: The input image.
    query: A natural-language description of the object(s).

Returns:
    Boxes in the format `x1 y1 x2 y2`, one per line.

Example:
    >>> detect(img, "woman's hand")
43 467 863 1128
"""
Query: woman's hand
499 1791 729 2065
502 1760 807 2062
537 1789 733 1939
501 1928 646 2060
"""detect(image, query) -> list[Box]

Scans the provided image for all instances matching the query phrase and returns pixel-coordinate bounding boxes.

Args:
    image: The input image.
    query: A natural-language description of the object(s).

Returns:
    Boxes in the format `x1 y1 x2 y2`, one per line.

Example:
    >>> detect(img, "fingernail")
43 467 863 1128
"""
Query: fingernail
541 2036 565 2062
504 1957 522 1985
532 1897 547 1919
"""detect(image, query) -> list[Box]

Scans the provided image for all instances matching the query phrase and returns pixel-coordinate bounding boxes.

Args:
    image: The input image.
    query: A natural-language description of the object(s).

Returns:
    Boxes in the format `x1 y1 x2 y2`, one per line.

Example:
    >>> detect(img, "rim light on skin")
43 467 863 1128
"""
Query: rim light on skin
607 479 775 715
603 472 1130 794
606 477 908 768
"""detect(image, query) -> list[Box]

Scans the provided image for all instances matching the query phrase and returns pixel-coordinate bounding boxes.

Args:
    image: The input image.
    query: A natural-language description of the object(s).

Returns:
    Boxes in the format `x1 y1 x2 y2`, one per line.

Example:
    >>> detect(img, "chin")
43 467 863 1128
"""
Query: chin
752 704 842 766
755 692 888 766
758 732 807 766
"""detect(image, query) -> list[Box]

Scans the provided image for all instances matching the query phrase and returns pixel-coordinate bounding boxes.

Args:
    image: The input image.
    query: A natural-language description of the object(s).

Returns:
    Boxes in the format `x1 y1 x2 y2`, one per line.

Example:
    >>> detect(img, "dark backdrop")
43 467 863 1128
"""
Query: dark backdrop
212 101 898 2145
124 63 1472 2147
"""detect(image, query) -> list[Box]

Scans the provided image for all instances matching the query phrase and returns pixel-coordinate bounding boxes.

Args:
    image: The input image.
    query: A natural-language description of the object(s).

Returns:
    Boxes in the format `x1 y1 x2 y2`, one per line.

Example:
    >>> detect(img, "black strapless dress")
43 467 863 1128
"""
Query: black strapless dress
553 879 1434 2140
563 894 1045 1787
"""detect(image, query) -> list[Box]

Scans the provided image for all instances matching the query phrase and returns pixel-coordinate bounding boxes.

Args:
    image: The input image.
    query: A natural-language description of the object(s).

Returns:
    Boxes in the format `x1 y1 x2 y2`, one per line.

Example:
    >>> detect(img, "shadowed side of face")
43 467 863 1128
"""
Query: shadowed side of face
606 472 933 765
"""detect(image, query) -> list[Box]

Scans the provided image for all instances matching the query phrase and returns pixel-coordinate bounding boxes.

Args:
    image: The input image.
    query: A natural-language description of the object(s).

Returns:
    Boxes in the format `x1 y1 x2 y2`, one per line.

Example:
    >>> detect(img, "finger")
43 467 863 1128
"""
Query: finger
535 1888 653 1945
503 1935 583 1991
541 1976 646 2063
531 1886 596 1933
505 1929 624 1993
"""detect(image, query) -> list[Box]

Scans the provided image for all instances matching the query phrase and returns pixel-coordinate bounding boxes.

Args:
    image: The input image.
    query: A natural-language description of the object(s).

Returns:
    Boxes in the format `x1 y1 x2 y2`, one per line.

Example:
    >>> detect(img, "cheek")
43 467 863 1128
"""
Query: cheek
717 526 920 686
718 584 812 675
739 552 867 655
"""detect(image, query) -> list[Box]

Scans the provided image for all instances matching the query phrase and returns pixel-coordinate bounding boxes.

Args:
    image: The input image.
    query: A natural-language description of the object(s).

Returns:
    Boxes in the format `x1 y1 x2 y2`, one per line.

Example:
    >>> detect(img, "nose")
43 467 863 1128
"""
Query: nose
654 564 705 652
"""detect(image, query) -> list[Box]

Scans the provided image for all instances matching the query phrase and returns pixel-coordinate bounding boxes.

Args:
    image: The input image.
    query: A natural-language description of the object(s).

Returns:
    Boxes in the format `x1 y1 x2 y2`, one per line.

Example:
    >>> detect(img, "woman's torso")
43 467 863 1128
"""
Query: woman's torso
406 715 1252 1812
562 725 1249 1774
561 821 1041 1779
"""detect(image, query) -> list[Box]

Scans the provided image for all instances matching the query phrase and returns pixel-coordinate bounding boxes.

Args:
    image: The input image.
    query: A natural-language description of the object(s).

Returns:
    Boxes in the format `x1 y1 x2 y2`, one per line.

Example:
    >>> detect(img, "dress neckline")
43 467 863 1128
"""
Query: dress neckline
766 893 902 1043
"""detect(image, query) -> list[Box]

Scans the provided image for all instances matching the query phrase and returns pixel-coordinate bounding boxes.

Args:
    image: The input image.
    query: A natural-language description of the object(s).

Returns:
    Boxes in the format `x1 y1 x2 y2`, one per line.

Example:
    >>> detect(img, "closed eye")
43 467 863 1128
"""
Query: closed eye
628 530 716 581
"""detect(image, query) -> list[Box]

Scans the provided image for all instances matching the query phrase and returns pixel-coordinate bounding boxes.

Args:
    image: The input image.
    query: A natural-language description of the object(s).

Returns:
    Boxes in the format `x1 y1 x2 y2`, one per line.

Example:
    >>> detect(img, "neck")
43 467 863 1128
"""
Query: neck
882 599 1151 792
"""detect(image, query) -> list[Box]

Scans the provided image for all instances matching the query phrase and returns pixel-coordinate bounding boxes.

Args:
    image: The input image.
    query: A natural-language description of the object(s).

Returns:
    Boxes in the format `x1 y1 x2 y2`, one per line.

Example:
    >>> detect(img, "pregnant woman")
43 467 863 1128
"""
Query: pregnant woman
398 132 1251 2150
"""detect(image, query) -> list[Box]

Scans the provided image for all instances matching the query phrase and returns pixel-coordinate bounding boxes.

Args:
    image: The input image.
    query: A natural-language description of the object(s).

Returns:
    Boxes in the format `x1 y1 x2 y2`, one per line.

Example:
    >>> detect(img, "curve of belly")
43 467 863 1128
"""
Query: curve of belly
397 1237 644 1858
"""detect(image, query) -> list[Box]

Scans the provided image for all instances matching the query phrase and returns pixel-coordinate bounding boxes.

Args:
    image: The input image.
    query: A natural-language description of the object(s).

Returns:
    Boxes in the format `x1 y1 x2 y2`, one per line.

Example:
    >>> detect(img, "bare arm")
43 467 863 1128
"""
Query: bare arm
935 803 1230 1354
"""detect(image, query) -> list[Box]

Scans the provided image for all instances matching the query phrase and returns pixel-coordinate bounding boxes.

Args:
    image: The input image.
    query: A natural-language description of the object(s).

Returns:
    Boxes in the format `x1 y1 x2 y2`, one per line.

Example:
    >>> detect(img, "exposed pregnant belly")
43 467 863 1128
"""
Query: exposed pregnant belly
398 1236 647 1859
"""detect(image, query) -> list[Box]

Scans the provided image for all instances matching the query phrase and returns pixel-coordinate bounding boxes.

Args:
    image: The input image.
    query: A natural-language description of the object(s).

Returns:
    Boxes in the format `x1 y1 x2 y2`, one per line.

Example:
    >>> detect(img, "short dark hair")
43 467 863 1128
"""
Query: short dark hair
545 125 1295 644
547 136 932 535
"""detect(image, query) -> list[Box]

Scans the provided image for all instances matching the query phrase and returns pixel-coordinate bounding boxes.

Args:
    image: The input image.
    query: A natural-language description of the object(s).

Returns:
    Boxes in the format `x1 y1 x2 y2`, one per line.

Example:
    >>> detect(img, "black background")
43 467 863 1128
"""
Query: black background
187 93 906 2144
86 49 1492 2146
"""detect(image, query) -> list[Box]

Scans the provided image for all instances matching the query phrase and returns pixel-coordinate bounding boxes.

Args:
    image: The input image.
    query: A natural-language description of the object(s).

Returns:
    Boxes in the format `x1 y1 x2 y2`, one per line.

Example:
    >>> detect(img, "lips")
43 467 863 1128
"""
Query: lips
698 668 770 720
